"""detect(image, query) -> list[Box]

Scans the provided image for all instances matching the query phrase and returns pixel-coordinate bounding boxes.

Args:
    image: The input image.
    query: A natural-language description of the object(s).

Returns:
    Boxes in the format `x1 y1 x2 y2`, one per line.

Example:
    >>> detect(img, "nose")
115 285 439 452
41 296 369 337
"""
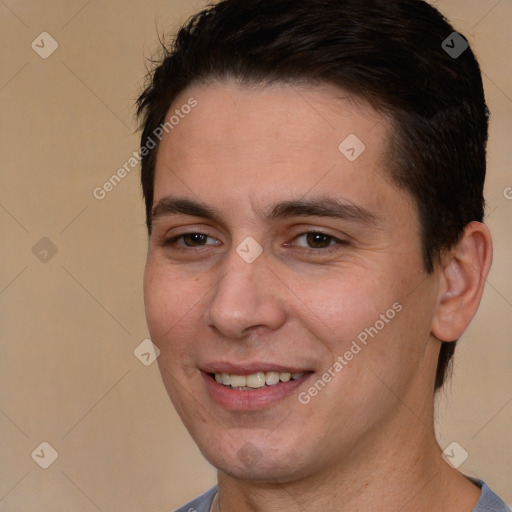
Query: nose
206 245 287 339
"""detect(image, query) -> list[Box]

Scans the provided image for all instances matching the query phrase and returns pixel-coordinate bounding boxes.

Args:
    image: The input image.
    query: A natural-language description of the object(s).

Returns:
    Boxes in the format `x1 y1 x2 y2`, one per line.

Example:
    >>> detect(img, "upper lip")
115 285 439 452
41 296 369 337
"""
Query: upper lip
201 362 312 375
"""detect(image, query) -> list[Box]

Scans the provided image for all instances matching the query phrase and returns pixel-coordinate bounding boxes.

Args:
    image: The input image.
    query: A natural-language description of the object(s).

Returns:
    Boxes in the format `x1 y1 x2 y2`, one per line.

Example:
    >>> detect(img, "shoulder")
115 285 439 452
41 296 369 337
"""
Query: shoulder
174 486 218 512
170 480 511 512
470 478 510 512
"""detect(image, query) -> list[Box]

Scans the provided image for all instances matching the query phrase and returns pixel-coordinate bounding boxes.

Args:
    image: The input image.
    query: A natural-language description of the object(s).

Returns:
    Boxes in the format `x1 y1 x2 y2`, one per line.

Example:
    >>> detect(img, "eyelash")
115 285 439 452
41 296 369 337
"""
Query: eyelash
163 231 347 253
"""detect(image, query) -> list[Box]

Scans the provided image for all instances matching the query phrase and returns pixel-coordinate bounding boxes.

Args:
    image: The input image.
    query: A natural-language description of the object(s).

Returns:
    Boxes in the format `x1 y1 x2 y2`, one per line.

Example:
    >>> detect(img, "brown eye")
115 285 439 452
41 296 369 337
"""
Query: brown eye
305 232 335 249
181 233 209 246
164 233 219 248
292 231 344 250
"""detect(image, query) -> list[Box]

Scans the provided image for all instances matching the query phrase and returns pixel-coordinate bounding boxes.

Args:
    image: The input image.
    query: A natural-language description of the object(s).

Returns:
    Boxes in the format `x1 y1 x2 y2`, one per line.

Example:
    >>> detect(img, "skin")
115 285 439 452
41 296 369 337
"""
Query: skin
143 80 492 512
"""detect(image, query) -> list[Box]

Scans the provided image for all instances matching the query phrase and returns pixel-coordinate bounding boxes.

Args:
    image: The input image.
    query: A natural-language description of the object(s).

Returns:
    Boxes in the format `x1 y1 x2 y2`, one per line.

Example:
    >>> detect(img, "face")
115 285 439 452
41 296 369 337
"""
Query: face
144 80 442 483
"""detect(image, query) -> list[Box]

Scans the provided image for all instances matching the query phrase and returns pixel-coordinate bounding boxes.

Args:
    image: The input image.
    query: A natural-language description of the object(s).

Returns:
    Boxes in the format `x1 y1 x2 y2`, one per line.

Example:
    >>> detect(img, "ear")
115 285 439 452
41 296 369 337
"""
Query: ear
431 221 493 342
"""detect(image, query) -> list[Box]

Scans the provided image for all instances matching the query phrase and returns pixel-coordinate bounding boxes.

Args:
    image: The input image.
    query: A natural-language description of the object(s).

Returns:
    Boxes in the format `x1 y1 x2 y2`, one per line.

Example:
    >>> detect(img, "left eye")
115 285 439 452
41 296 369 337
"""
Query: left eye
292 231 344 250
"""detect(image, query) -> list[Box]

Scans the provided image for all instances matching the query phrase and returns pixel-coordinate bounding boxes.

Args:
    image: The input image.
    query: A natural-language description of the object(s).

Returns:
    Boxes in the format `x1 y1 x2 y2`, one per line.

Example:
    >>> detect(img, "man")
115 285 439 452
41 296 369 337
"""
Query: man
137 0 509 510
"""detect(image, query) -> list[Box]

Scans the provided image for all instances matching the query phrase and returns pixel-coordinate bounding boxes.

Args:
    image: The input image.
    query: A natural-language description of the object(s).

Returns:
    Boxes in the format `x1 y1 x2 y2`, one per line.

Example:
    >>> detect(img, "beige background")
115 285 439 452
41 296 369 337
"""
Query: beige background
0 0 510 510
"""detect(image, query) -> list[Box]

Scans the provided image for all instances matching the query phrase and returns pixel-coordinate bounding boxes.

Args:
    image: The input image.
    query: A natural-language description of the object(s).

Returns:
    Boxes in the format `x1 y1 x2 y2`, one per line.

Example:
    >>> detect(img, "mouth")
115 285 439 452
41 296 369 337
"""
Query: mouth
211 371 305 390
201 366 314 410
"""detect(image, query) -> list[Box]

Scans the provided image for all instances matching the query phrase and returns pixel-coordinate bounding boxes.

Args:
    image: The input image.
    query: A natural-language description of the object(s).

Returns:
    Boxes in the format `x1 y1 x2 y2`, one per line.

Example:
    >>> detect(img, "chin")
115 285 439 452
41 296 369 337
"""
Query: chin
196 435 312 483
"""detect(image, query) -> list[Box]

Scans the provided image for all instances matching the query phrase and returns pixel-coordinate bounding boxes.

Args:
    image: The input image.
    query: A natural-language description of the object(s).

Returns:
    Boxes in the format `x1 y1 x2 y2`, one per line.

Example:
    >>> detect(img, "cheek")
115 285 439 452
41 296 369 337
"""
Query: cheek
296 268 399 347
143 263 199 346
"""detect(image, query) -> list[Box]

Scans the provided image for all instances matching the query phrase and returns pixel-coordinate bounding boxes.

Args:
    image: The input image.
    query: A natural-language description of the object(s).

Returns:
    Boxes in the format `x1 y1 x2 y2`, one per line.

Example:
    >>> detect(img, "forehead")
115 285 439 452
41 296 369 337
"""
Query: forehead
153 80 398 216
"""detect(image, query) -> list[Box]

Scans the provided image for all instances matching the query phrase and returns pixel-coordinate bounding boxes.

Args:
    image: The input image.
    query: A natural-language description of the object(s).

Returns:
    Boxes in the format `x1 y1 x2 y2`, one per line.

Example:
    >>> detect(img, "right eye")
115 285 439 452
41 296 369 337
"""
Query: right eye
164 233 221 249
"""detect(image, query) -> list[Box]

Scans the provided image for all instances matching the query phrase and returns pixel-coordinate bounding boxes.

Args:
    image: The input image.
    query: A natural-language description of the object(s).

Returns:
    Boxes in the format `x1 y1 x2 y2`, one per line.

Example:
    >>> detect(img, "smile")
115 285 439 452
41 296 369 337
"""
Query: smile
213 371 305 389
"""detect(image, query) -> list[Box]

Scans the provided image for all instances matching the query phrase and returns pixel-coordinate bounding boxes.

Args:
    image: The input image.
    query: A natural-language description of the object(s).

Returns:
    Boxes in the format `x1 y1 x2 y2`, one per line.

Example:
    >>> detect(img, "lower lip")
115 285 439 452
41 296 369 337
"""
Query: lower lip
201 371 313 411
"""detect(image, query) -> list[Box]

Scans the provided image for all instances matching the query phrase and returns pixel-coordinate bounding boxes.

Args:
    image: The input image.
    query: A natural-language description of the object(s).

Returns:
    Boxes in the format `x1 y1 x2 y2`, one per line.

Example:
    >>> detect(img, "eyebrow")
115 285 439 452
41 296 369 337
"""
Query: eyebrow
150 196 381 228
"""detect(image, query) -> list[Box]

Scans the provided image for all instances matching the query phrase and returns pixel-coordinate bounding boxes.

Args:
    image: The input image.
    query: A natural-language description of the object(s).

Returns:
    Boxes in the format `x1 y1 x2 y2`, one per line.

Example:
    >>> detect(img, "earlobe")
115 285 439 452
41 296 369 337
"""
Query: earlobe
431 221 493 342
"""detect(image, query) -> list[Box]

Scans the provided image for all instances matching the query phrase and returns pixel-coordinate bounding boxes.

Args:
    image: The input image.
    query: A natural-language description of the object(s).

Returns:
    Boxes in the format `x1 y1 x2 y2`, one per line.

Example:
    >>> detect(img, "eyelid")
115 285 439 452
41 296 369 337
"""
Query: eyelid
156 224 220 243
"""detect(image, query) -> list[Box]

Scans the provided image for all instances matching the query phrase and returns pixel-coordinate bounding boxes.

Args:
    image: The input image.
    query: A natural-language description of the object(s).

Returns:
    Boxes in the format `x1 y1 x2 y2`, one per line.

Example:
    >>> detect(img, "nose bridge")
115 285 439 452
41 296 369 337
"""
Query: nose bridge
206 243 285 338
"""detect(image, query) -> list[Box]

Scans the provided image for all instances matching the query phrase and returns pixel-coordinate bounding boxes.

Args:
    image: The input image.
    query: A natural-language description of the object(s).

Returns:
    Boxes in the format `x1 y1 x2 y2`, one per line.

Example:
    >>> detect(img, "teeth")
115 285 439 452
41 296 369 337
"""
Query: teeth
229 375 246 388
246 372 266 388
214 371 304 388
265 372 280 386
